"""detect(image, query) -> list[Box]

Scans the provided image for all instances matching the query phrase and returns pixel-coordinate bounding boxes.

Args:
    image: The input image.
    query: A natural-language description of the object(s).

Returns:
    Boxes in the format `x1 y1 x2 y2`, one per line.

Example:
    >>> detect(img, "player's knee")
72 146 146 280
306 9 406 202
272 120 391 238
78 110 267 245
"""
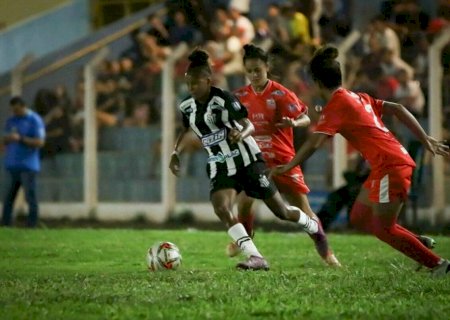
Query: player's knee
213 204 232 217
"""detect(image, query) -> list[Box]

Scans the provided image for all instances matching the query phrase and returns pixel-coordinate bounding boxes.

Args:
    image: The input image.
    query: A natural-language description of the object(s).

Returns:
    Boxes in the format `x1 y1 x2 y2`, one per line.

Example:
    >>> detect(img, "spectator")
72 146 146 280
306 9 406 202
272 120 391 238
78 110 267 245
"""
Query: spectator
168 10 201 46
379 47 414 78
40 90 73 157
369 15 401 58
280 2 312 45
318 0 352 44
394 68 425 117
1 97 45 228
229 4 255 45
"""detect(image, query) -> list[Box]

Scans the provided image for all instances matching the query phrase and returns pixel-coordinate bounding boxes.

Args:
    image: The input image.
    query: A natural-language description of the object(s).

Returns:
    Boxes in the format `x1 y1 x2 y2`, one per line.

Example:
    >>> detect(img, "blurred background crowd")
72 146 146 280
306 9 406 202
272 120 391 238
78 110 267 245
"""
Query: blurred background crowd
29 0 450 164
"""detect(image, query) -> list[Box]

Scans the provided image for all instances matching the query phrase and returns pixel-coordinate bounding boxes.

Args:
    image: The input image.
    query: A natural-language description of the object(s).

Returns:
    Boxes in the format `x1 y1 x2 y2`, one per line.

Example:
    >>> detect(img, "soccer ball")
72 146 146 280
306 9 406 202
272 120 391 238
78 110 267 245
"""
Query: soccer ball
147 241 182 271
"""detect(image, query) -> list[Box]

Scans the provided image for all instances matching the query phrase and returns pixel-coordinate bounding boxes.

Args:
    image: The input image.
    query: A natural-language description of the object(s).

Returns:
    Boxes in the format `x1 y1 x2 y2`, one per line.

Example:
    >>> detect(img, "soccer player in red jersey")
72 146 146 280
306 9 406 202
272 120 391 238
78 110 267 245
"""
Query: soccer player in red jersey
272 45 450 277
227 44 340 266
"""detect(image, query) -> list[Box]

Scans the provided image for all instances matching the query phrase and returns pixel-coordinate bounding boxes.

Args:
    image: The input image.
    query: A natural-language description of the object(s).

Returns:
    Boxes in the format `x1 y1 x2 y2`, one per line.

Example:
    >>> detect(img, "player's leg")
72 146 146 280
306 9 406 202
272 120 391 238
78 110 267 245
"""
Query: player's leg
349 187 375 234
371 200 443 269
21 171 39 228
226 192 256 257
284 192 341 267
210 183 268 270
357 166 445 271
1 171 21 226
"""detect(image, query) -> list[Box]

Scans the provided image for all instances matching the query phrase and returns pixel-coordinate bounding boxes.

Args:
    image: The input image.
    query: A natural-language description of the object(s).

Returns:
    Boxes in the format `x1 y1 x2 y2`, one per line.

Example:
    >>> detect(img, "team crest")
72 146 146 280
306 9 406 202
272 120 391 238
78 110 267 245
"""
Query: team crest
266 98 276 109
205 113 216 125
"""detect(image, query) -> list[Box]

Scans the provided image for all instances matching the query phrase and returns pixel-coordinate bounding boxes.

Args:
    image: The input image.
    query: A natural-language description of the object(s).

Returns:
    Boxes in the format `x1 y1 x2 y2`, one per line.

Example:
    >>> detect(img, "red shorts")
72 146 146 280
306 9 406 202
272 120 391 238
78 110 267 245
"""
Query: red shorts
271 165 310 194
363 165 413 203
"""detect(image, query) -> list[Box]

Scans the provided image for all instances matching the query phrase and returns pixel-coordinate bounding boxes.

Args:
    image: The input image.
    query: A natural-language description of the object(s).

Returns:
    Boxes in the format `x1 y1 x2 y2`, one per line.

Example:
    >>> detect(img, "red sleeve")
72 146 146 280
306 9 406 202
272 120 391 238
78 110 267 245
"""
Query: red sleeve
314 99 344 136
362 93 384 118
279 90 308 118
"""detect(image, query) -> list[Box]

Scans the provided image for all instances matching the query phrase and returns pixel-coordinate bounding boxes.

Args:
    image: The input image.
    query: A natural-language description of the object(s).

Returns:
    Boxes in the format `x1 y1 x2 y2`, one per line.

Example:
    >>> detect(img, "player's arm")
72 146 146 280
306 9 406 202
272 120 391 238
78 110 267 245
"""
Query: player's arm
275 113 311 128
229 118 254 144
383 101 449 157
169 127 189 176
271 132 329 176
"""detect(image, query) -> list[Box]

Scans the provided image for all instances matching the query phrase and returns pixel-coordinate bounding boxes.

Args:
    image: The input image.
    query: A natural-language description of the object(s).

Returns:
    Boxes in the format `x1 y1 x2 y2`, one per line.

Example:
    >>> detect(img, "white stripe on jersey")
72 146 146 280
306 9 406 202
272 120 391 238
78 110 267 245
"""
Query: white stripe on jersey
379 174 390 203
208 101 236 176
188 101 217 177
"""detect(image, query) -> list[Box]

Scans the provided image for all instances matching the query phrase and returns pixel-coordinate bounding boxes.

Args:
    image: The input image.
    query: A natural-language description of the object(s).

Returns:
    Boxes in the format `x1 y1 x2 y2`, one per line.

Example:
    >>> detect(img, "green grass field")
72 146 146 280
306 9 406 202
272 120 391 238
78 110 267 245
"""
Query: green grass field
0 228 449 320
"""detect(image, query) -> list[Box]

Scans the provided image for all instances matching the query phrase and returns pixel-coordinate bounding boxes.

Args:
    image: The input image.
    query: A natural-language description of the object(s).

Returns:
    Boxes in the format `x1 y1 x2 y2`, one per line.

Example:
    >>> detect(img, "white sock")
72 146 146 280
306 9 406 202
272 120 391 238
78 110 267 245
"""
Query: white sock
288 205 319 234
228 223 262 258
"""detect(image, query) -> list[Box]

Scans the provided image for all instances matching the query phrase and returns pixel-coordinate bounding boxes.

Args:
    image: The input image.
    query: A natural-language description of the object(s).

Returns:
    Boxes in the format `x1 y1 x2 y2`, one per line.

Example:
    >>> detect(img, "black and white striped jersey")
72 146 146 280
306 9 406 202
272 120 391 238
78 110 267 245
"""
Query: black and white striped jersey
179 86 263 179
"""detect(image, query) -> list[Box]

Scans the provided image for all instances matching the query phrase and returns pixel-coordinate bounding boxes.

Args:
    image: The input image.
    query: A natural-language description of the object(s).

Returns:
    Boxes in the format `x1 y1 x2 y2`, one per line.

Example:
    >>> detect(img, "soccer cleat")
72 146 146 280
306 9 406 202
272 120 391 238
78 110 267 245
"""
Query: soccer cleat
416 235 437 271
308 220 330 260
226 242 242 257
236 255 270 271
324 252 342 267
430 260 450 278
418 235 436 249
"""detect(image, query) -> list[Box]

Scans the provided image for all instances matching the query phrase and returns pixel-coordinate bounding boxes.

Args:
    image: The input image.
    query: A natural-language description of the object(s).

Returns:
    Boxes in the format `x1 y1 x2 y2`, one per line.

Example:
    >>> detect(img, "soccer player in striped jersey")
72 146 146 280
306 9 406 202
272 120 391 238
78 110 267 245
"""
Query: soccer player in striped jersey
226 44 340 267
170 49 322 270
272 45 450 277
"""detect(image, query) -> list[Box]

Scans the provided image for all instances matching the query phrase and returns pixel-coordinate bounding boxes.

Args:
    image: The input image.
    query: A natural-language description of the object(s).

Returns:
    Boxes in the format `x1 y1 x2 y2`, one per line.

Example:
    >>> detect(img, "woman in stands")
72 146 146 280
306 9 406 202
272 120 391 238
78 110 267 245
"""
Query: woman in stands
169 49 323 270
272 45 450 277
227 44 340 267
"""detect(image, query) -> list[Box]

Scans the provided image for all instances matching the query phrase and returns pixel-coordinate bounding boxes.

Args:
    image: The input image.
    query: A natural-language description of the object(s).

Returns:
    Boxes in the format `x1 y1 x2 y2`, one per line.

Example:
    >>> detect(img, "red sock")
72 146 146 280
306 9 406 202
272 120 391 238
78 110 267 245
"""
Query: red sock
395 224 419 240
350 201 441 268
371 213 441 268
238 211 255 238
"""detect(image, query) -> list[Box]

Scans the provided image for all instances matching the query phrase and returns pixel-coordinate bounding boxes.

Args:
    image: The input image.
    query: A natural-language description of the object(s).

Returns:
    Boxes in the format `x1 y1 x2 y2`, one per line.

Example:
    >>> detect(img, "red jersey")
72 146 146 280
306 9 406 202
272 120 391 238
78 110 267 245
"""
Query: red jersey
315 88 415 170
234 80 307 165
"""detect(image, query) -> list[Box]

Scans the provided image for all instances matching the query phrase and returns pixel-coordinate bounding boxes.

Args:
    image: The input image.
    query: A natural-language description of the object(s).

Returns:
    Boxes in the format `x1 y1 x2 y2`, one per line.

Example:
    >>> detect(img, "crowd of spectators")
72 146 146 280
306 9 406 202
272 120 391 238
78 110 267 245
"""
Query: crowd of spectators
31 0 450 175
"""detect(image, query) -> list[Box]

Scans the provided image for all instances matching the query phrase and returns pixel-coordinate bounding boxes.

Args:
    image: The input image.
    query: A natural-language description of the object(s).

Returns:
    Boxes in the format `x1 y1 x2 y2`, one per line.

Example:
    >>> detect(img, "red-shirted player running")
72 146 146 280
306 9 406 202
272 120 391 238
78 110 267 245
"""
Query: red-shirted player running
227 44 340 266
272 45 450 277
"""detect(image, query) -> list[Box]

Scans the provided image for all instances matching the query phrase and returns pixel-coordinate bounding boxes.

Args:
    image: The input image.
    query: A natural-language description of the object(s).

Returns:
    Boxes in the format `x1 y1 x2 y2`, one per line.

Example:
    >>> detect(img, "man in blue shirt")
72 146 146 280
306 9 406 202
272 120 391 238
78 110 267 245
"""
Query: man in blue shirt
2 96 45 227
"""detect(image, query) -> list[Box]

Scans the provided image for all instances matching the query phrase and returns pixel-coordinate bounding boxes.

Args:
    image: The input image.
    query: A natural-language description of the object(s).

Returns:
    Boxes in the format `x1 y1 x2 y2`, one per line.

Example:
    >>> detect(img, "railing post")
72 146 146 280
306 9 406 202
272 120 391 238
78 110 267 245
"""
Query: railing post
83 48 109 218
161 43 189 220
428 27 450 225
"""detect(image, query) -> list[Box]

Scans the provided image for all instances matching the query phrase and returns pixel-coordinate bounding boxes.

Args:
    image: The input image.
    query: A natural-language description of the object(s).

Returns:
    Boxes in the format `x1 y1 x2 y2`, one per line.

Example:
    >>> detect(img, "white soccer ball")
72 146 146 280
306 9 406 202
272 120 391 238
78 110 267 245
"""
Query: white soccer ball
147 241 182 271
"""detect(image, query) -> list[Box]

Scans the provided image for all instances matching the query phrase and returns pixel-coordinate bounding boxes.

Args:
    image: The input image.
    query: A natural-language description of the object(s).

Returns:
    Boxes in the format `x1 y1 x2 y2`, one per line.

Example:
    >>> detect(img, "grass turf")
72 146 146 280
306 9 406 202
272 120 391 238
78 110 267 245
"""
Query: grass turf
0 228 449 319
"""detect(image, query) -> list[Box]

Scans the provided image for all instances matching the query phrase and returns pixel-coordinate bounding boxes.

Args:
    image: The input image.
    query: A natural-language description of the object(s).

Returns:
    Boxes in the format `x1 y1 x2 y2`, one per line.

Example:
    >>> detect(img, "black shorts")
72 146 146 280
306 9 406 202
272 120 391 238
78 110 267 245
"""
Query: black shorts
210 161 277 200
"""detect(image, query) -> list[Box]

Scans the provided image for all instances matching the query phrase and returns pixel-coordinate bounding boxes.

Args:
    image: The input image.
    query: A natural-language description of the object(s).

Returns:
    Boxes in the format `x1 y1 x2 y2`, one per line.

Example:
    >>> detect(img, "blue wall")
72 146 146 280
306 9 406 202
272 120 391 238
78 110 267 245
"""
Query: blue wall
0 0 90 75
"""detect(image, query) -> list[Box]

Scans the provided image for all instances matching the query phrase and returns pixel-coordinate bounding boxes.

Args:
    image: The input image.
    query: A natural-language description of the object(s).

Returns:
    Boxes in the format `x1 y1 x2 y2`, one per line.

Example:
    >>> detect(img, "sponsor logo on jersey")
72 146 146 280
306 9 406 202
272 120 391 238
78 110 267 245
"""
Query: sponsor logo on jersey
207 149 241 163
271 90 285 96
202 129 226 147
258 174 271 188
252 113 265 121
266 98 276 109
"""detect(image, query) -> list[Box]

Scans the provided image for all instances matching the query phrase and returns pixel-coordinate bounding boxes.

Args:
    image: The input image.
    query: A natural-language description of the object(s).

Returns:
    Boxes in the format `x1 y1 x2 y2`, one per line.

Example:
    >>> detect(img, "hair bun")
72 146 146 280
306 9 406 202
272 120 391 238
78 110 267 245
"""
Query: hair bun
188 50 209 64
